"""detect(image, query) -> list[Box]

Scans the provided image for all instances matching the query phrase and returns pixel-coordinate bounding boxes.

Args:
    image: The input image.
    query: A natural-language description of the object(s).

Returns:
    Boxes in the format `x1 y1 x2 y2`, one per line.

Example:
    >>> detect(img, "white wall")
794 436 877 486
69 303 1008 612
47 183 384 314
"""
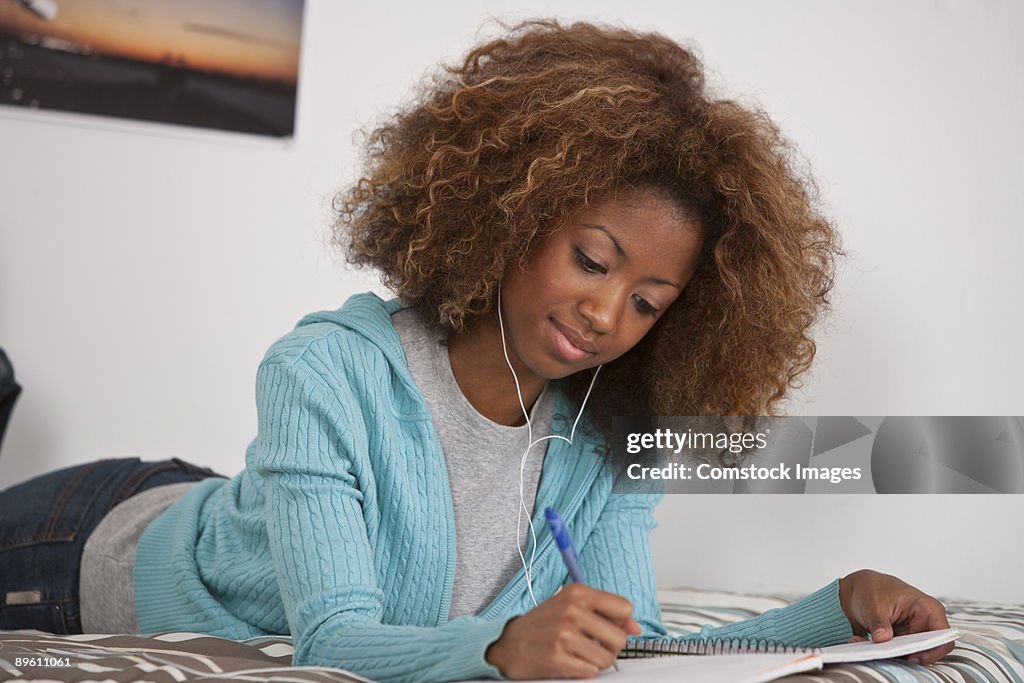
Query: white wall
1 1 1022 603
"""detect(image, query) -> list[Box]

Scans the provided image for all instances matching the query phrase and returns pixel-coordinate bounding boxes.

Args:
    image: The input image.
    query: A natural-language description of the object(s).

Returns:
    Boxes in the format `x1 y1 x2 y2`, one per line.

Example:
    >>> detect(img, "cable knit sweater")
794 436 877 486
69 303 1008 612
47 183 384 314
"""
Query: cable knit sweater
133 292 853 683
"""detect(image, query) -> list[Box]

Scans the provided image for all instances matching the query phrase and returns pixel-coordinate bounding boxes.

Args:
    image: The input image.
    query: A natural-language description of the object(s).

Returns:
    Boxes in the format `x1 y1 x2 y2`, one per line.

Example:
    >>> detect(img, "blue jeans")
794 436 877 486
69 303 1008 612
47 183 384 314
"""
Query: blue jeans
0 457 226 634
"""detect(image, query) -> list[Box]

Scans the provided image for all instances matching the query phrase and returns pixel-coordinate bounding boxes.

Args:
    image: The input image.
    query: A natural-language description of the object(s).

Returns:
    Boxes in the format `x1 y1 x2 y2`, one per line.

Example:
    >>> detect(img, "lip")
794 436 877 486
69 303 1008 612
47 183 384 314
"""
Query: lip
549 318 598 362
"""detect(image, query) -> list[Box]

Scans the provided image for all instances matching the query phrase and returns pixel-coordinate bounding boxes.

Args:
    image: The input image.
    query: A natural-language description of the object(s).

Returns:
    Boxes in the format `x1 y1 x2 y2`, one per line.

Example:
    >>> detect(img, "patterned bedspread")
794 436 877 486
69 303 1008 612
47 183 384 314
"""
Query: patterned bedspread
0 589 1020 681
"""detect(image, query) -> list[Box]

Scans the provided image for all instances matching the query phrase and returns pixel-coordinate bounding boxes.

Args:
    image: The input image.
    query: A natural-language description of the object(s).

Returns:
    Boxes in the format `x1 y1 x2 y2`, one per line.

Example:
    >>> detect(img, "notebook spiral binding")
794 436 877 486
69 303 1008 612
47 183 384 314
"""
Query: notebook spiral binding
619 636 814 658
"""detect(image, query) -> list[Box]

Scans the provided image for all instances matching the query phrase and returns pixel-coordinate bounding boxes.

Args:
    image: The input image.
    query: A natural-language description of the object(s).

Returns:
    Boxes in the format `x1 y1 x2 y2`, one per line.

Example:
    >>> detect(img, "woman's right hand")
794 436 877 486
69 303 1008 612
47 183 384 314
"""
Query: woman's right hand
485 583 643 679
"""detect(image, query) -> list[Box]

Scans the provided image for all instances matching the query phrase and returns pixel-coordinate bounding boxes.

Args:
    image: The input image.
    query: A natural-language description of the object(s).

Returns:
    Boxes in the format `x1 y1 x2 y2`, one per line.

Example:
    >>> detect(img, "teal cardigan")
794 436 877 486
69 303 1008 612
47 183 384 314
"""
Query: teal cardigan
134 292 852 683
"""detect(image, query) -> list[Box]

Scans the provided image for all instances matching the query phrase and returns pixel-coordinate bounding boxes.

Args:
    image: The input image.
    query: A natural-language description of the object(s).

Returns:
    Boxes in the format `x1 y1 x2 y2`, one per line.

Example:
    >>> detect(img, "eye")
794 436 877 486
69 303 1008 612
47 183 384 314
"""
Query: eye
575 249 606 274
634 295 659 318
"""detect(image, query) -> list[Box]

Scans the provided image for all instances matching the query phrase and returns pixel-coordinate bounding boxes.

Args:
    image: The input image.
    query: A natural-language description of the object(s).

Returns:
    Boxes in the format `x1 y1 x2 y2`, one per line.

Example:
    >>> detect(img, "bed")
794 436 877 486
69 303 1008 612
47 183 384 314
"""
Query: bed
1 587 1021 681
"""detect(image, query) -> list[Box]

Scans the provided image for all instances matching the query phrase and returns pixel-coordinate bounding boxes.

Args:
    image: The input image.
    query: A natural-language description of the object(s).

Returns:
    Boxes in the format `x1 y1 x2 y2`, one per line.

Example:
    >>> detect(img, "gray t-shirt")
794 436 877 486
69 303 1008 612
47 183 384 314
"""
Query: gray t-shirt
78 305 553 631
390 306 552 619
79 481 199 633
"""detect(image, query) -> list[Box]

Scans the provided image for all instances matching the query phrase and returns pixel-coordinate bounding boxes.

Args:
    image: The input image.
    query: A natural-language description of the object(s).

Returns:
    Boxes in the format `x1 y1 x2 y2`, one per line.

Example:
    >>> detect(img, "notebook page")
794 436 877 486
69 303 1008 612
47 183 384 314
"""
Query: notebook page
470 652 823 683
609 653 822 683
820 628 961 664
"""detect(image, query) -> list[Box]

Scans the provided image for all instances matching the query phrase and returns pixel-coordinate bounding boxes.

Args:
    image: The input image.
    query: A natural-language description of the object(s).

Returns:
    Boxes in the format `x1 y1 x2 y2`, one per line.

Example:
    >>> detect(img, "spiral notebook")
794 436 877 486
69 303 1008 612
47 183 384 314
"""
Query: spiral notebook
592 629 961 683
465 629 960 683
621 627 960 661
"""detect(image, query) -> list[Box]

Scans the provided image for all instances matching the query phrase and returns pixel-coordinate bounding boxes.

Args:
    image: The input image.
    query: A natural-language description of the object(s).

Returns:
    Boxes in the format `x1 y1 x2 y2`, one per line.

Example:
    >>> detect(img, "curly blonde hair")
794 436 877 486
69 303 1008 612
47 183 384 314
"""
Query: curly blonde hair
332 19 841 439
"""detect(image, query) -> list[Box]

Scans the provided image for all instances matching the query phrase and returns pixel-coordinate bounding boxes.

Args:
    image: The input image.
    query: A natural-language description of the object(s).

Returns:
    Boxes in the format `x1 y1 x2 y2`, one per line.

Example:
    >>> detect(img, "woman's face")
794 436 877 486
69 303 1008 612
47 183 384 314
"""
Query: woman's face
499 190 704 382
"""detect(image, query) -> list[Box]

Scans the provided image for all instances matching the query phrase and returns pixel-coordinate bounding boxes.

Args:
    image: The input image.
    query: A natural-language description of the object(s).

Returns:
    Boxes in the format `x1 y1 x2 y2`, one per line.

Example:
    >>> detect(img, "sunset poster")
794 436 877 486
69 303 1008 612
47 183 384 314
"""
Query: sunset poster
0 0 305 137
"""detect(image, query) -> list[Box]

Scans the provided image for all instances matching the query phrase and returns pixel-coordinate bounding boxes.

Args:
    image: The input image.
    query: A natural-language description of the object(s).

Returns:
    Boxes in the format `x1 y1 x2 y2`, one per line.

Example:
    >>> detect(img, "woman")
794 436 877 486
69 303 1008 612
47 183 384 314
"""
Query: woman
0 19 952 682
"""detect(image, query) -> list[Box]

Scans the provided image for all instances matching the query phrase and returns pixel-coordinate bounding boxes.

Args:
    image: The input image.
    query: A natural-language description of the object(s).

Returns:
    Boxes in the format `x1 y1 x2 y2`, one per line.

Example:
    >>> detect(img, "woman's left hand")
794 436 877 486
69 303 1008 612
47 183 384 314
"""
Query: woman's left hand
838 569 955 666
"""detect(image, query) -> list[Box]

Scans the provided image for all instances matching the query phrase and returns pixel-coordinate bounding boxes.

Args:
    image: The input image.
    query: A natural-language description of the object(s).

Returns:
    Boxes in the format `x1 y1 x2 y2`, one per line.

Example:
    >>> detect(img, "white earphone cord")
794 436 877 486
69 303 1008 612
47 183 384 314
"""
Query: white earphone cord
496 286 602 607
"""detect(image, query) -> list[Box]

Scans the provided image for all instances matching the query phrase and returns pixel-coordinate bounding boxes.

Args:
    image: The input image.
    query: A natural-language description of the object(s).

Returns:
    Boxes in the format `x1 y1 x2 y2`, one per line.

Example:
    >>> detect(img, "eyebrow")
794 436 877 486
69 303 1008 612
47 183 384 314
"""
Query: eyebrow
580 223 682 290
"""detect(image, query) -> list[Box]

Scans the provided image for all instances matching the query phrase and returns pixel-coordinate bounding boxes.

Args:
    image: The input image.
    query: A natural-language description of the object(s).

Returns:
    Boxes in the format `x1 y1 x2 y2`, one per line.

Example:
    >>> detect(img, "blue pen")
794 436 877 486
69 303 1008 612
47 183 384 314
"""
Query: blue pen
545 506 620 671
545 506 586 583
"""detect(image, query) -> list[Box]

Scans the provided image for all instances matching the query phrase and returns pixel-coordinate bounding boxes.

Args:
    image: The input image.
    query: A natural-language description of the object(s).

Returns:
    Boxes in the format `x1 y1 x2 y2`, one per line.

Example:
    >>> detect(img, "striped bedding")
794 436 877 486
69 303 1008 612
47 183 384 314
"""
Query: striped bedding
0 589 1020 681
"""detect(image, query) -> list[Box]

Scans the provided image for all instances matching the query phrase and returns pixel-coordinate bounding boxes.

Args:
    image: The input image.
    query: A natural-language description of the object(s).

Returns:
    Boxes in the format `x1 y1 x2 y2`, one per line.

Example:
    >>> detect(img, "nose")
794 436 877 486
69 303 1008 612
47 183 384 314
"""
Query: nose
578 283 625 335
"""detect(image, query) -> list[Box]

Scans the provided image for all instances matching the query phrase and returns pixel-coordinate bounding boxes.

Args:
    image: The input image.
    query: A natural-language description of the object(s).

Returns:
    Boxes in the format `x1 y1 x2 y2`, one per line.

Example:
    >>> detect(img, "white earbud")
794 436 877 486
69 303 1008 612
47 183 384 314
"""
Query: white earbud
496 285 602 607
